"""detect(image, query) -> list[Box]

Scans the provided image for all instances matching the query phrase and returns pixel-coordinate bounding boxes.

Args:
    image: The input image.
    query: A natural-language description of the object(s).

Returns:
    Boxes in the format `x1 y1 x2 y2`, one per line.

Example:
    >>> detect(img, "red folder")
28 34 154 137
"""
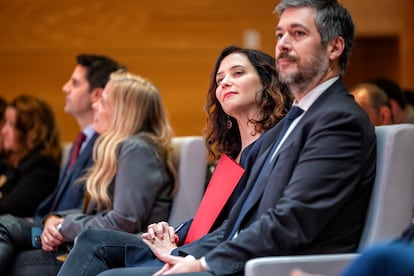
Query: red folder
184 154 245 244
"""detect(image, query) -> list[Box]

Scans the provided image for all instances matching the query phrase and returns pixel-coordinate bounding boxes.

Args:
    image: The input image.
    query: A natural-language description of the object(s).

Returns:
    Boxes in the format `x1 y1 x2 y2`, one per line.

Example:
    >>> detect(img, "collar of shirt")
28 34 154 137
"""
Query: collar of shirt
270 76 340 160
80 124 95 153
295 76 339 112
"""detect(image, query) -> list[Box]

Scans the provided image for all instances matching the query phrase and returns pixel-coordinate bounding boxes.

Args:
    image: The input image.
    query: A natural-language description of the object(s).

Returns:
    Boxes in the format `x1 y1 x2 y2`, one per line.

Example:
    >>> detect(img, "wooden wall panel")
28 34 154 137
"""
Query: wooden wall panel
343 37 400 88
0 0 413 141
343 0 403 36
400 0 414 89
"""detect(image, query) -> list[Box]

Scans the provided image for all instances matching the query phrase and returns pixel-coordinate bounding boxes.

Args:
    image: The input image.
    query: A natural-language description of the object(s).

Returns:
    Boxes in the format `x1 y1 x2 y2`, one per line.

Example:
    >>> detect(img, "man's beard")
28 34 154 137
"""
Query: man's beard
277 45 329 90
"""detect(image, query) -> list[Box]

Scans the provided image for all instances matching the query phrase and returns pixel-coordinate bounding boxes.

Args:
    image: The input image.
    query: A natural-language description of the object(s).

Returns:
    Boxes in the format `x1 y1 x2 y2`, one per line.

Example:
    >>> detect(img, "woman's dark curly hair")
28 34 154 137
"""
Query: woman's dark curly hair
204 45 292 161
6 95 61 166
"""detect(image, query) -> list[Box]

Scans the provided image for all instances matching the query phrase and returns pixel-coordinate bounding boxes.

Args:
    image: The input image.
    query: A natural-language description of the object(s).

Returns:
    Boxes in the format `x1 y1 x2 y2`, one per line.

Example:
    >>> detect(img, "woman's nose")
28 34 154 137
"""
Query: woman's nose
221 75 232 87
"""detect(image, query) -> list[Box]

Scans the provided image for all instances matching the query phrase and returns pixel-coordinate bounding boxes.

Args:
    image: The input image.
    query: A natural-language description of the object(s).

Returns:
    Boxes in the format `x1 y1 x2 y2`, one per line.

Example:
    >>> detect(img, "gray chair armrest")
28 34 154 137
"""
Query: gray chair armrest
245 254 358 276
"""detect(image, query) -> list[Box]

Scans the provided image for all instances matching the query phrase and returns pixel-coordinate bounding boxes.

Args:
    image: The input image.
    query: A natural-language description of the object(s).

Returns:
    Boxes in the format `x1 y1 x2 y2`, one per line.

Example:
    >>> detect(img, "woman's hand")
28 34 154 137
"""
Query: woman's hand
41 215 65 251
141 221 178 255
143 221 177 243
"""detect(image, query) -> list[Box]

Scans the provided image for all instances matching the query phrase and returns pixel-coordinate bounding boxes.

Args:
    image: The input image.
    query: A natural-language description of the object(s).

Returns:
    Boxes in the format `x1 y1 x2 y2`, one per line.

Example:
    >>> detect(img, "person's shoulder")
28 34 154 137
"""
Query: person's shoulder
19 150 59 171
123 134 151 146
306 86 374 135
119 135 156 154
314 82 367 118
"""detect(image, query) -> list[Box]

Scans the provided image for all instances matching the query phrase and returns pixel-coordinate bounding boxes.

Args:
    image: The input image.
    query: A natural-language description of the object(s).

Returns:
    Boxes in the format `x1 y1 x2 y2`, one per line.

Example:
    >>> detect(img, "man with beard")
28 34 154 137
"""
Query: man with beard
57 1 376 275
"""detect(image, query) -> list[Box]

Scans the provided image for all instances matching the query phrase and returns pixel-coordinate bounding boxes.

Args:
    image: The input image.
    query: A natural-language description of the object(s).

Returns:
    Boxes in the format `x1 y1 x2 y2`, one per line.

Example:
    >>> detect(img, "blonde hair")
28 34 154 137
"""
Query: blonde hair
85 71 176 209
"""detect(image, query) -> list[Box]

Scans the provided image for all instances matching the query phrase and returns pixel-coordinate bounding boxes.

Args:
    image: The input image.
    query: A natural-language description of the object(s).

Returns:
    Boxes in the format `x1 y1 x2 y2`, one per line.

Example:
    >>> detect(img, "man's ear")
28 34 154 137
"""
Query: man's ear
328 36 345 60
379 106 393 125
389 99 402 123
90 87 103 103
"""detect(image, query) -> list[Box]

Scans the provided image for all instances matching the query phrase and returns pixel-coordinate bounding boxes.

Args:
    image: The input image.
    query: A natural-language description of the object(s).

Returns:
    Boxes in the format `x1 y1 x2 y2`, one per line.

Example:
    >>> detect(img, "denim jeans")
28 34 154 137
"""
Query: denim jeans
57 229 161 276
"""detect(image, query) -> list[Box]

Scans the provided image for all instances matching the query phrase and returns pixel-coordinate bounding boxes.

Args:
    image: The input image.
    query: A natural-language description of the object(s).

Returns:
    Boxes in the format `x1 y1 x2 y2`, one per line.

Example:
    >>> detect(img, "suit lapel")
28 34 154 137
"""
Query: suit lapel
246 79 349 206
225 130 281 235
240 122 286 210
53 133 98 204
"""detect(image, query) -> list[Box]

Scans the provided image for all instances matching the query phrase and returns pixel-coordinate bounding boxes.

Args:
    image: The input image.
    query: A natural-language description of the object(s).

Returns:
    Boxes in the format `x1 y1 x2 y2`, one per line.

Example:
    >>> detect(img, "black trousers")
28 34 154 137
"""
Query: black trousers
0 214 66 276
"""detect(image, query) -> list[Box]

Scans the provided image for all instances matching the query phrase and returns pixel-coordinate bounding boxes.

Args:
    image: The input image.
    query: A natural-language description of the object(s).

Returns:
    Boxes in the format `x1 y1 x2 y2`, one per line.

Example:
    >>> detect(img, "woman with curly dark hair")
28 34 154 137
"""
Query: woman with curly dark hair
0 94 61 217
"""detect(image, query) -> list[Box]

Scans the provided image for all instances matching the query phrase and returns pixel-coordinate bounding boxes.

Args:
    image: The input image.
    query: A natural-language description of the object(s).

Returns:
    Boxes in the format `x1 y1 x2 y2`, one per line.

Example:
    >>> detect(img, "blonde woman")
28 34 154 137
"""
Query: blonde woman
6 71 176 275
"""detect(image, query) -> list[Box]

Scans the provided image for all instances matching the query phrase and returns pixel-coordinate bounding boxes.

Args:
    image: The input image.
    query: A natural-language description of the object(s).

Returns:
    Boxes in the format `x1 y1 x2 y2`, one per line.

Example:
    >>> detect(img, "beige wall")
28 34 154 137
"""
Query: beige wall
1 0 412 141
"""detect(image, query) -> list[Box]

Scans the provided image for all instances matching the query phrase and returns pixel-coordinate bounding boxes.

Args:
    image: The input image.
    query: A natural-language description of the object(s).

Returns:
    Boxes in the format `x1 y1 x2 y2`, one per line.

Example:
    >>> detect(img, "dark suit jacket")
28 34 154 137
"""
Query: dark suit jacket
34 133 98 223
178 79 377 275
0 149 59 217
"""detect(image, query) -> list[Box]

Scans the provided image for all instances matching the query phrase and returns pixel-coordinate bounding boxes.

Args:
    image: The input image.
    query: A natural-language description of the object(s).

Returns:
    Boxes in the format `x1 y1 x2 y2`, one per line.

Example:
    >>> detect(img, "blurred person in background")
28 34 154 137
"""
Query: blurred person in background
0 95 61 217
370 77 414 124
350 82 393 126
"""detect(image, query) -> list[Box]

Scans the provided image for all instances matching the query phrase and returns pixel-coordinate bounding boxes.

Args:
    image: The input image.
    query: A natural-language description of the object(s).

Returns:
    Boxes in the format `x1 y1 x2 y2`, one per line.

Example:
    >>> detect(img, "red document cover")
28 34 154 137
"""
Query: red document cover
184 154 245 243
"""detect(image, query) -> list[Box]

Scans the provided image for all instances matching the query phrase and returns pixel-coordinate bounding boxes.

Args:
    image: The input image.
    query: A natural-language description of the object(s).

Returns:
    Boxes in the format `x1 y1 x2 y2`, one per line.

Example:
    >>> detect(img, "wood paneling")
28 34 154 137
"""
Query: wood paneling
0 0 413 141
400 0 414 89
344 36 400 88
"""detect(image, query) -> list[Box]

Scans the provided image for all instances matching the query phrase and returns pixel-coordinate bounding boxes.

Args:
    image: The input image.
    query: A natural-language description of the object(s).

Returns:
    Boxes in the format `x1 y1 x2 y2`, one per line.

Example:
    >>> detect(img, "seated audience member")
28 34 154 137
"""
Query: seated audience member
0 54 122 275
4 71 177 275
59 0 376 275
0 95 61 217
35 54 122 222
350 82 393 125
188 45 291 238
370 77 414 124
57 45 292 275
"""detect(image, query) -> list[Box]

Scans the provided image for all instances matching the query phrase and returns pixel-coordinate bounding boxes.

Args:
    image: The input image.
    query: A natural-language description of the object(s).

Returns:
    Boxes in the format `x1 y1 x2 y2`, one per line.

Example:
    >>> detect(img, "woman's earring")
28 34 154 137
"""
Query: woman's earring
227 116 233 129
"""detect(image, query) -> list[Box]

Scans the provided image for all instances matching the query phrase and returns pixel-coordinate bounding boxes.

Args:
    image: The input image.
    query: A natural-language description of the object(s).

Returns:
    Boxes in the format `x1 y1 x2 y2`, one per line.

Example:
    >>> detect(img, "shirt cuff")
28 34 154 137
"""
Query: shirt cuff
200 256 212 272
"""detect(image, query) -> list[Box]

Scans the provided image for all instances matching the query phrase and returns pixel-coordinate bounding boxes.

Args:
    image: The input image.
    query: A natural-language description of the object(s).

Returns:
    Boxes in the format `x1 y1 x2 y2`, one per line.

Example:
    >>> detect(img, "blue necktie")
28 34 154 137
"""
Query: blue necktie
227 106 304 240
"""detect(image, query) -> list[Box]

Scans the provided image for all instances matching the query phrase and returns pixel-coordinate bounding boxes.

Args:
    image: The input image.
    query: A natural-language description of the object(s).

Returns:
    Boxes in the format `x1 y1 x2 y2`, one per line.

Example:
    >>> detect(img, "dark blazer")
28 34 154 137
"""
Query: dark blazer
176 140 263 244
34 133 98 223
55 135 175 242
178 79 377 275
0 149 59 217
